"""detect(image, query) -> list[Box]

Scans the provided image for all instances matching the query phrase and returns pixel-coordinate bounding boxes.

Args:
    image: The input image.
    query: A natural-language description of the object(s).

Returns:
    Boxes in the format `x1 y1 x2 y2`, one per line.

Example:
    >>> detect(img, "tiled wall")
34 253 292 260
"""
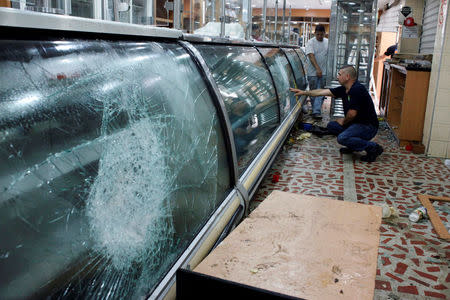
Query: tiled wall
423 3 450 158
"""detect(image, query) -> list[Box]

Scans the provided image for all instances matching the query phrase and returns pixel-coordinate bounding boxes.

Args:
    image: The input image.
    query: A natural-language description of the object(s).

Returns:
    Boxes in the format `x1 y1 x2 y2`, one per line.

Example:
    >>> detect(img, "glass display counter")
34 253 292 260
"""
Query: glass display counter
0 12 308 299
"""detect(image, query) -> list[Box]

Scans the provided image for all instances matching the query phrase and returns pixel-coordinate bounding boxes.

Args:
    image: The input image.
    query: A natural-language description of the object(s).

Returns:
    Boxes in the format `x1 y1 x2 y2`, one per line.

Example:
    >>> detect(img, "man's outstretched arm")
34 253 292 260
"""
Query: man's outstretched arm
290 87 333 97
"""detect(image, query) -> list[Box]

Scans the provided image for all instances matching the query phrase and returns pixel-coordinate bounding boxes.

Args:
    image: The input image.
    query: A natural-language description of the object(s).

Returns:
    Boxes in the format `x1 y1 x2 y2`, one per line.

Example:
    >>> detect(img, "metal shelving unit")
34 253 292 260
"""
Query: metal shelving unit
326 0 377 89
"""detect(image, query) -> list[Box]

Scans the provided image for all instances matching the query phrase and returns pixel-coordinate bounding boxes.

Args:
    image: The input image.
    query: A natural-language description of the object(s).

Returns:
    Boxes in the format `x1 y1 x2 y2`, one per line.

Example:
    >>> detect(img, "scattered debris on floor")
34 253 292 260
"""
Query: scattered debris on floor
408 206 427 222
417 194 450 240
297 132 311 141
381 204 399 219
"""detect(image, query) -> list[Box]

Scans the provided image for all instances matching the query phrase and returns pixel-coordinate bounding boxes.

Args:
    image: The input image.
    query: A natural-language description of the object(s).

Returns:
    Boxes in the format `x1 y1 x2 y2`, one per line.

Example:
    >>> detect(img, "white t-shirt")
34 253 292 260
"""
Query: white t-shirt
305 37 328 76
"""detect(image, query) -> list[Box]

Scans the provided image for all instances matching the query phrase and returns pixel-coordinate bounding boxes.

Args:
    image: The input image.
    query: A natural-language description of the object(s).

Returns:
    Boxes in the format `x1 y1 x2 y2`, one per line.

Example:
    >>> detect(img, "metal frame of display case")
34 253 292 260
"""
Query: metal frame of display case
0 8 307 300
326 0 377 89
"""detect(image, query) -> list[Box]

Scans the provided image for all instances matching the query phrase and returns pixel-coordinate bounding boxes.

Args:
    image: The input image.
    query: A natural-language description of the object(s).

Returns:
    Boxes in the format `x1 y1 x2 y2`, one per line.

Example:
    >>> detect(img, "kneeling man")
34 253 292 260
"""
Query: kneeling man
290 65 383 162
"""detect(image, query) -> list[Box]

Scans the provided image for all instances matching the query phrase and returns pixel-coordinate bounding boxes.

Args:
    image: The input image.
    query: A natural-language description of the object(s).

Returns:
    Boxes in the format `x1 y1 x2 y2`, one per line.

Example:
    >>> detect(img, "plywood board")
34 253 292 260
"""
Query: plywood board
417 194 450 240
195 191 382 300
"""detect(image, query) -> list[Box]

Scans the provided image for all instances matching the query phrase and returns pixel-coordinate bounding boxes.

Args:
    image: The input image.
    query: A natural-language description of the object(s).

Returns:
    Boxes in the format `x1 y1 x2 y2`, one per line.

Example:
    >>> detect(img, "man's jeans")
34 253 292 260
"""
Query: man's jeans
327 121 378 152
307 76 325 115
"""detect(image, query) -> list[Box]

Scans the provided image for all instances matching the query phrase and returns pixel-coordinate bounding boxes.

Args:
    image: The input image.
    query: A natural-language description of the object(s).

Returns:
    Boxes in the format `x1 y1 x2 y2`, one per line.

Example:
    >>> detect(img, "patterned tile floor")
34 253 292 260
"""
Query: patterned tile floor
250 101 450 299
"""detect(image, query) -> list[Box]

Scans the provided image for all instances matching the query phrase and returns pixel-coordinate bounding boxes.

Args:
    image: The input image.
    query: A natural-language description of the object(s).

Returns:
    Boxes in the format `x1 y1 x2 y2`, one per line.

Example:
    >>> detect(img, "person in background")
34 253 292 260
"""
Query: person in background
290 65 383 163
376 44 397 60
305 24 328 120
251 24 262 41
229 100 255 156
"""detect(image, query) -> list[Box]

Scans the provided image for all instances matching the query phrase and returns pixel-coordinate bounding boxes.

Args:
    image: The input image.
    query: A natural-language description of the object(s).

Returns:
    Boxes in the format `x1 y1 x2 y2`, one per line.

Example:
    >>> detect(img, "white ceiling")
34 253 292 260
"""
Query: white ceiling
251 0 332 10
251 0 385 10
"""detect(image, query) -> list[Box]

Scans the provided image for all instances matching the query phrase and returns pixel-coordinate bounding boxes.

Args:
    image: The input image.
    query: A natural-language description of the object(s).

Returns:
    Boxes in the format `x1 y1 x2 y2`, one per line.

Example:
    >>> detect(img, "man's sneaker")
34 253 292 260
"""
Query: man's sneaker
310 125 329 137
339 147 354 154
361 145 384 162
312 113 322 120
302 105 310 114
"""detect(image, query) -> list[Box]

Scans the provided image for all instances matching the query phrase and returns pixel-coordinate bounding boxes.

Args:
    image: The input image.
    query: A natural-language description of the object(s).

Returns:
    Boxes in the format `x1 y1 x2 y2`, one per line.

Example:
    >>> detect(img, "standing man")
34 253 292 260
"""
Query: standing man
305 25 328 119
251 24 262 41
290 65 383 162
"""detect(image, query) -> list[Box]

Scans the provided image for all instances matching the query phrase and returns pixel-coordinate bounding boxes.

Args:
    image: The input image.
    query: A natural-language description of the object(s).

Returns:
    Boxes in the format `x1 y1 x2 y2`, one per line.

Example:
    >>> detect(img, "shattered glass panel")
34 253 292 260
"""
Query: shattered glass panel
257 48 298 119
0 40 230 299
283 48 307 91
294 48 309 75
194 45 279 175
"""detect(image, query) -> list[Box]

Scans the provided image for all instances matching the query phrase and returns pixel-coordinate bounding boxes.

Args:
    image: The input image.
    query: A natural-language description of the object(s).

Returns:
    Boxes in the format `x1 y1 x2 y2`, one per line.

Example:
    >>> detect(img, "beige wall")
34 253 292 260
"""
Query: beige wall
398 0 424 53
423 2 450 158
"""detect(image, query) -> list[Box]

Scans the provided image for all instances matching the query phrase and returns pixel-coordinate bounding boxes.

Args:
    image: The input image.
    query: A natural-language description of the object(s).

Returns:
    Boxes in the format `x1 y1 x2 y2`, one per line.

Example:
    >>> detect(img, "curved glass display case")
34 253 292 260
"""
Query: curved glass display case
194 44 279 175
0 11 308 300
257 47 298 119
283 48 307 92
0 39 231 299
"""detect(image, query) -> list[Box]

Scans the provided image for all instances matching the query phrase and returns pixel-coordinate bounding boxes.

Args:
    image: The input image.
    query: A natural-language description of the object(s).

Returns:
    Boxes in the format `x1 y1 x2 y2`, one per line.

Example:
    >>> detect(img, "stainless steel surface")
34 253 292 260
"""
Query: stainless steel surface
274 0 278 43
182 33 215 42
420 0 440 54
93 0 101 19
102 0 108 20
182 33 297 47
64 0 71 15
287 7 291 44
235 181 249 214
113 0 119 21
332 98 345 118
0 7 182 38
143 0 154 25
220 0 225 37
262 0 267 39
281 0 286 43
211 0 216 21
174 0 181 29
246 0 252 39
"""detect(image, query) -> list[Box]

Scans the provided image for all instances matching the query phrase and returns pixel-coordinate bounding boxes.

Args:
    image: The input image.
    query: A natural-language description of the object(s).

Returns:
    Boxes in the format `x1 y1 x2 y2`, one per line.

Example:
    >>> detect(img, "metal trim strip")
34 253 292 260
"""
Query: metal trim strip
181 33 300 48
235 181 249 214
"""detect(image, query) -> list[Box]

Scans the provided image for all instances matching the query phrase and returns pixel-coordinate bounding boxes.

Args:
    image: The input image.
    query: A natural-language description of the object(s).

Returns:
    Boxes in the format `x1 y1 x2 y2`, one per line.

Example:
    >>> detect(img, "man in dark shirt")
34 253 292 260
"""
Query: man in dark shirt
376 44 397 61
290 65 383 162
384 44 397 57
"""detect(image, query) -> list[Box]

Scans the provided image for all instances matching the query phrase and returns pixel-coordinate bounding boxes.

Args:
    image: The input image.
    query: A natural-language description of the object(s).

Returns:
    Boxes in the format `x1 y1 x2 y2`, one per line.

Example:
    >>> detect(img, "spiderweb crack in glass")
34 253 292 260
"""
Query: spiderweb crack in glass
86 119 173 270
0 40 229 299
